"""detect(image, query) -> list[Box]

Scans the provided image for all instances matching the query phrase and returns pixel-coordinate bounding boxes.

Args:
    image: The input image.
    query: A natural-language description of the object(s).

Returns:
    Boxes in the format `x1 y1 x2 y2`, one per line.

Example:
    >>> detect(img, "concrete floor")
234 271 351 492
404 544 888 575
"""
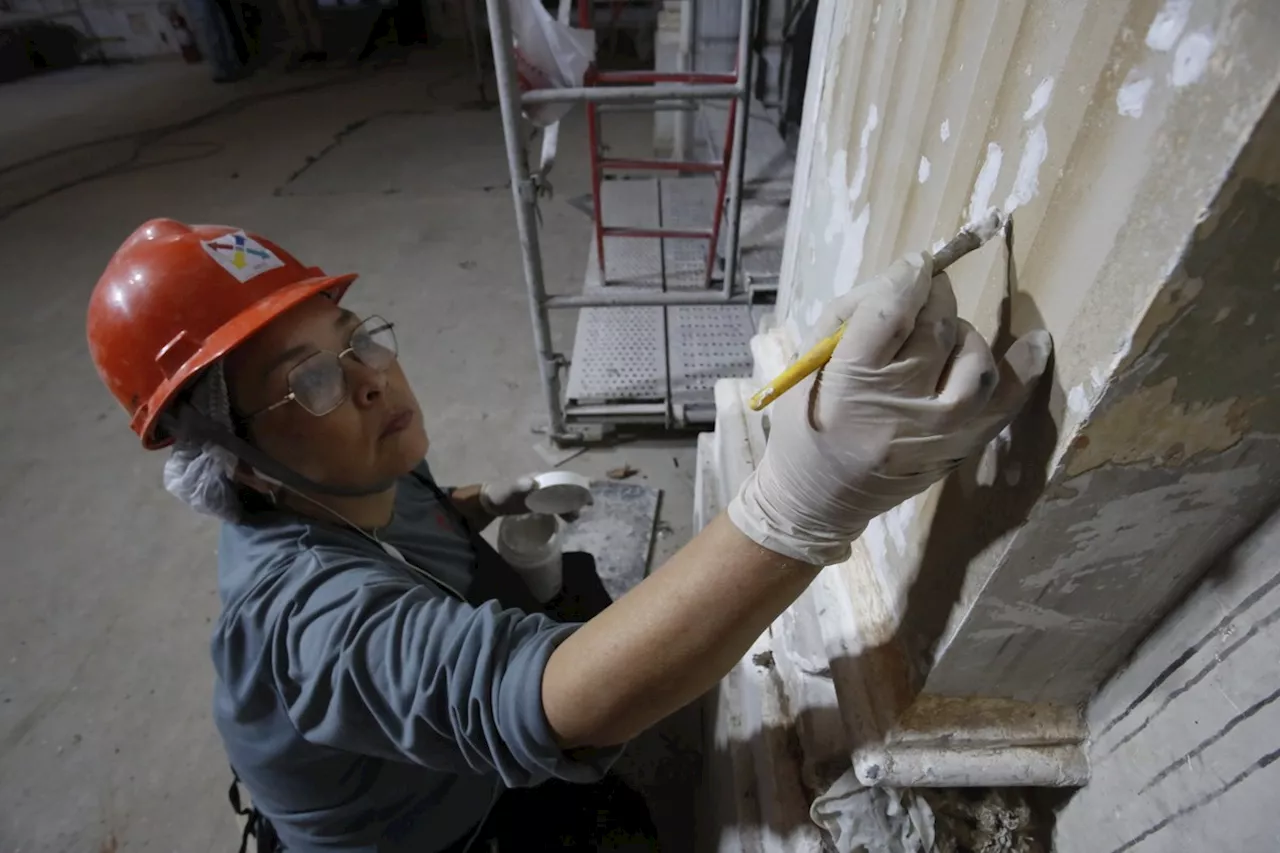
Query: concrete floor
0 52 701 852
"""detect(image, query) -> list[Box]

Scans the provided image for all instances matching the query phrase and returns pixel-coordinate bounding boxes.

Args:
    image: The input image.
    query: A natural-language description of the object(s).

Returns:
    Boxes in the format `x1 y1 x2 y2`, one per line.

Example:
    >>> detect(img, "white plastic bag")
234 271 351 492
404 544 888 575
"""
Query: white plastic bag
507 0 596 127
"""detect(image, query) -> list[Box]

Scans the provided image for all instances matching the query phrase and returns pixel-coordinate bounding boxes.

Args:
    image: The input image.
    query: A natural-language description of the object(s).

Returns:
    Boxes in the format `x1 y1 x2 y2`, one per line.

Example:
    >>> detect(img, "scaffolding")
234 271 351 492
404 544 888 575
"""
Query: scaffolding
484 0 759 443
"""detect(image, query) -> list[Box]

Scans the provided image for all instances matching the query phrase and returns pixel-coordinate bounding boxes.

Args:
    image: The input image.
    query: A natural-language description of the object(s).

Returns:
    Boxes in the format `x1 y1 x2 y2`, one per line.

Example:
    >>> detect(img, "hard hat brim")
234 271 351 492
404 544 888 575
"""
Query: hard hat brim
136 272 357 449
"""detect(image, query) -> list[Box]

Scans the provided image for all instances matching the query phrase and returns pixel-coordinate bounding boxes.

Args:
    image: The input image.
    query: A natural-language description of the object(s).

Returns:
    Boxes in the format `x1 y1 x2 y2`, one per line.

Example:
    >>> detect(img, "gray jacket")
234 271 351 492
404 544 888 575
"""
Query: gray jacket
211 463 618 851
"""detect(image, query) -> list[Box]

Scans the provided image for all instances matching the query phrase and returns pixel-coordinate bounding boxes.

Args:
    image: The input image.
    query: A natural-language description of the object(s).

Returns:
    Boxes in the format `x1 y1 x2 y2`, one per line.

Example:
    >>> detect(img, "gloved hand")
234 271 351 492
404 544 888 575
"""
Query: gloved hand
479 476 540 516
729 251 1052 566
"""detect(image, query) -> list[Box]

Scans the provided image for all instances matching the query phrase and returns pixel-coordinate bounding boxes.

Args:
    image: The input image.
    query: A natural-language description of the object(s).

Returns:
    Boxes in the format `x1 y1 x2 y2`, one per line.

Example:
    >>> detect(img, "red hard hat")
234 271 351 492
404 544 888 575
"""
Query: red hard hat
87 219 355 449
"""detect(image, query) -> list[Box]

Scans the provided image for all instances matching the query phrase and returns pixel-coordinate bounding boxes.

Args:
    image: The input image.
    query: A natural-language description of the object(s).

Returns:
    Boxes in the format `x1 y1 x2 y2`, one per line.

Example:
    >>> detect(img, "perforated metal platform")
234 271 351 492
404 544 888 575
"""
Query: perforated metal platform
565 177 761 420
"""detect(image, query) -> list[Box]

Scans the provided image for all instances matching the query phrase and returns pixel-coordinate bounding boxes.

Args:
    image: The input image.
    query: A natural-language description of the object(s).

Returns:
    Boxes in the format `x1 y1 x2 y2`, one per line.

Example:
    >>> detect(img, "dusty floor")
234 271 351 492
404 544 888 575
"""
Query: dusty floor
0 52 702 851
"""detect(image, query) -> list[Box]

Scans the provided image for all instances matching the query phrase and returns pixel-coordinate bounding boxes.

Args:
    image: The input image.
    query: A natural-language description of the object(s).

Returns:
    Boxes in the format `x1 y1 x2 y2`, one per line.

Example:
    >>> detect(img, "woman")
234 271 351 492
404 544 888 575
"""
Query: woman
87 219 1050 851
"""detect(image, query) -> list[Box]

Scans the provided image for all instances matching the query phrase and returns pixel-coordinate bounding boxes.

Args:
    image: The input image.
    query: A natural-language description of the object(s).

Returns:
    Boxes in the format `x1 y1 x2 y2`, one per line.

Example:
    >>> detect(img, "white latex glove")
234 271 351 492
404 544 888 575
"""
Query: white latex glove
479 476 539 516
729 252 1052 566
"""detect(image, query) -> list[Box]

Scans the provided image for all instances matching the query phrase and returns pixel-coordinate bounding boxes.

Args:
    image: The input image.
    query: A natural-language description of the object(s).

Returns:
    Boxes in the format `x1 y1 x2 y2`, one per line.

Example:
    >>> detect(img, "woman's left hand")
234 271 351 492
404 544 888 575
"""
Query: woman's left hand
479 476 539 516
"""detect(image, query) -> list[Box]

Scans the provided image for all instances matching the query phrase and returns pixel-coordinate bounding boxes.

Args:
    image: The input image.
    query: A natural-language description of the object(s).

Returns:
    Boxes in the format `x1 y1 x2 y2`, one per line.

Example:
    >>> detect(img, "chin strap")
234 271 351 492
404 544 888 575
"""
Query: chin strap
161 405 398 499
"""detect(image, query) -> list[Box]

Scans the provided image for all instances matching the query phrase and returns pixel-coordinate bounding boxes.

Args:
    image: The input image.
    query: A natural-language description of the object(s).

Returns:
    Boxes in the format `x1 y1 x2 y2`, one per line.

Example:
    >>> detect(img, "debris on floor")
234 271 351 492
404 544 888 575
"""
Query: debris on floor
807 772 1050 853
607 463 639 480
922 788 1046 853
560 480 660 600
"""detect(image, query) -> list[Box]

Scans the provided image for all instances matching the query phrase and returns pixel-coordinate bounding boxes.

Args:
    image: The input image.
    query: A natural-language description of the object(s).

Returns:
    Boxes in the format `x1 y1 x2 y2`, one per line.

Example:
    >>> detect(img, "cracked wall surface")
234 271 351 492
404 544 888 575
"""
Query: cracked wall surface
780 0 1280 704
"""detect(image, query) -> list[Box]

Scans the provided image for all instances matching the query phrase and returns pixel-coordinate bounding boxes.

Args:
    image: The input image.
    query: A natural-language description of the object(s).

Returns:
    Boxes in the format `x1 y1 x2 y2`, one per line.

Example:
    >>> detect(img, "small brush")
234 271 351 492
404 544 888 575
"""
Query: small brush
748 209 1008 412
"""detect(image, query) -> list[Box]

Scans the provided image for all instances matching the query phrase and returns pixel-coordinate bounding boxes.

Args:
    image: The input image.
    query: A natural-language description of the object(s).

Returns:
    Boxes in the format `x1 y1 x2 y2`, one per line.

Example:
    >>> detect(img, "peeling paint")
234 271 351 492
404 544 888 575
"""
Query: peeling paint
834 205 871 296
1116 72 1153 118
1145 0 1191 52
823 151 849 245
1067 384 1090 416
1170 30 1215 87
851 105 880 203
918 155 931 184
1004 124 1048 214
1024 77 1055 120
862 494 923 573
1066 377 1255 476
968 142 1003 223
976 600 1116 634
804 299 823 327
1018 465 1265 597
940 119 950 142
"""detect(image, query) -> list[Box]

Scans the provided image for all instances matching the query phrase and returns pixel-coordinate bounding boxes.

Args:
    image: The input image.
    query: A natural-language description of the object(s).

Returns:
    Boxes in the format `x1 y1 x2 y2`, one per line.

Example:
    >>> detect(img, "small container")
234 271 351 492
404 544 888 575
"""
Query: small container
498 512 565 603
526 471 594 515
497 471 594 603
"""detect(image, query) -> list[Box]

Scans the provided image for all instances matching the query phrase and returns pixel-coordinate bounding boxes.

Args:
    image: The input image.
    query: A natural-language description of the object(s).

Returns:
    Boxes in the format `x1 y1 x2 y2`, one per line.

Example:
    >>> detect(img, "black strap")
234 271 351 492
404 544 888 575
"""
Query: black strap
229 768 283 853
409 470 547 615
162 406 397 499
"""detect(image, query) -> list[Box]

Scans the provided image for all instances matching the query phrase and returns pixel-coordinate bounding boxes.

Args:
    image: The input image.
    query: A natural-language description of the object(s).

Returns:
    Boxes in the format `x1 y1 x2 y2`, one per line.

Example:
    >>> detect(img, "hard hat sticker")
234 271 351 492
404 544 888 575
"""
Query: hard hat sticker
202 232 286 282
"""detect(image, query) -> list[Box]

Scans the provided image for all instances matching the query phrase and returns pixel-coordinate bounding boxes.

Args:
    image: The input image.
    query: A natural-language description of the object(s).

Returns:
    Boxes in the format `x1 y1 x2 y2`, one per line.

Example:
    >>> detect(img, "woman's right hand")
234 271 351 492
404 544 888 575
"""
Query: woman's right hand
729 251 1052 566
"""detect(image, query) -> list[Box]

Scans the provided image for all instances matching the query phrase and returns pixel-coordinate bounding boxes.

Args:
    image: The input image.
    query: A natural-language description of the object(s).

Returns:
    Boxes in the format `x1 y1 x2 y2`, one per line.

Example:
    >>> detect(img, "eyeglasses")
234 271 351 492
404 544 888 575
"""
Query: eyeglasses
246 316 398 419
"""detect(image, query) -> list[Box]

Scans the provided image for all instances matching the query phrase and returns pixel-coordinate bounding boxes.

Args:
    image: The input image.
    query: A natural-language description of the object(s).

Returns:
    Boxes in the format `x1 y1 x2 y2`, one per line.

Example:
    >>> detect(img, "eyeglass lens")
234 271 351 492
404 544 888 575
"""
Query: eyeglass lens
285 317 398 416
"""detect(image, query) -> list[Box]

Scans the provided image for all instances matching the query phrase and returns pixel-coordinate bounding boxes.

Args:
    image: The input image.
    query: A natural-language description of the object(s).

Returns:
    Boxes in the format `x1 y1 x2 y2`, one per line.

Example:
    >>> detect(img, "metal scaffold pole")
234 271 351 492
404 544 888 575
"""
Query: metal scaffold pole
484 0 758 441
484 0 569 439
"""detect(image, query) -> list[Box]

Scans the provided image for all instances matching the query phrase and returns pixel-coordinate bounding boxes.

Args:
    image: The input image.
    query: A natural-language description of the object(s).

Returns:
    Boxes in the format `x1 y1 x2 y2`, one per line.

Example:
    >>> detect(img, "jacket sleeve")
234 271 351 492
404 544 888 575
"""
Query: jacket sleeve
271 550 620 787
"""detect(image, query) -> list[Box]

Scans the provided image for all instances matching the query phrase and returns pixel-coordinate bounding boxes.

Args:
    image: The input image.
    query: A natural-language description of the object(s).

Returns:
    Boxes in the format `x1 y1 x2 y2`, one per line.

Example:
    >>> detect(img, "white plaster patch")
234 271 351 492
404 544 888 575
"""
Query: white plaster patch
967 142 1003 223
862 494 922 569
1090 364 1108 390
1247 313 1257 326
940 119 950 142
1170 30 1214 87
873 3 881 25
1146 0 1191 52
1067 384 1090 416
1003 124 1048 214
823 152 848 244
1023 77 1054 120
931 237 947 254
1116 72 1153 118
833 205 871 296
917 155 931 184
804 299 823 327
850 105 880 203
1213 306 1232 323
1024 63 1032 76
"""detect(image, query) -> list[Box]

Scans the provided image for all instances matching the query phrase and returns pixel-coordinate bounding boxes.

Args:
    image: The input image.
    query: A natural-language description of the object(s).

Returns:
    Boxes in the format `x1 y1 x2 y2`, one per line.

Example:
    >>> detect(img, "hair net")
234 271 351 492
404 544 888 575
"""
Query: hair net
162 361 245 522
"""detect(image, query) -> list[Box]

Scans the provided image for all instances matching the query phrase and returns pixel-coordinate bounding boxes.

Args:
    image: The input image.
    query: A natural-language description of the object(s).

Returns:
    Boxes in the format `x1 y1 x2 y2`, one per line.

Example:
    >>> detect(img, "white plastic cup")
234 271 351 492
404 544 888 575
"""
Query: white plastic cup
497 513 564 603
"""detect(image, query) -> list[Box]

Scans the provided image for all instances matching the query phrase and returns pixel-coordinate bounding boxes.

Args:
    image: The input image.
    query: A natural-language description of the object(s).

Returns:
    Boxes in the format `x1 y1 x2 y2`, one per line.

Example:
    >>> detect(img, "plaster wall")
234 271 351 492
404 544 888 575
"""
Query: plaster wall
778 0 1280 704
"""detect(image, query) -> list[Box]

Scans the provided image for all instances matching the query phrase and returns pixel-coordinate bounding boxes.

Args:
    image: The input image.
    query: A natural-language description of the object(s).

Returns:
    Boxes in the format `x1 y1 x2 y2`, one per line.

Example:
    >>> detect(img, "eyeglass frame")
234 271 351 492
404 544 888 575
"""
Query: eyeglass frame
242 315 398 420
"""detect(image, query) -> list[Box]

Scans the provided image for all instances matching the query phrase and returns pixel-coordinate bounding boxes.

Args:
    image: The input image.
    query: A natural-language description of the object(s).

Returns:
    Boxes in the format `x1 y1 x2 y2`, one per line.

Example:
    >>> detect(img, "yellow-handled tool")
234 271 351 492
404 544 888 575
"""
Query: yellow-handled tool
748 211 1007 412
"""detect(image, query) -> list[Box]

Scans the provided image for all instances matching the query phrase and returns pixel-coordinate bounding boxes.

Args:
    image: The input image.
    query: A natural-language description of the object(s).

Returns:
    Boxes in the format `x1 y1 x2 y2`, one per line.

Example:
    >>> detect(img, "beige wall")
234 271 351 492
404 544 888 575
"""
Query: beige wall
778 0 1280 704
